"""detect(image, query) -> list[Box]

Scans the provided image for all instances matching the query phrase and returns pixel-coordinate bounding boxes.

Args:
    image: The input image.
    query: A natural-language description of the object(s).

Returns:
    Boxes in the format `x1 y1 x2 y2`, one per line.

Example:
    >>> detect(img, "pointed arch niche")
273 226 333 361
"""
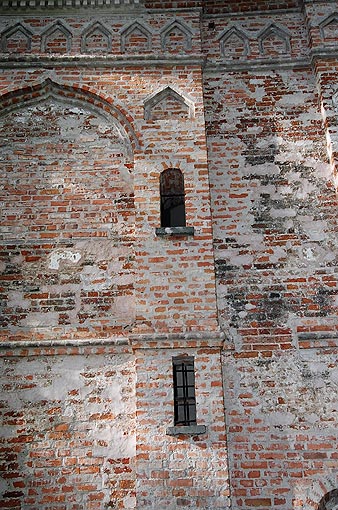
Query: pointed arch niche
144 85 195 121
1 22 32 53
258 23 291 56
120 20 152 53
219 26 250 59
41 21 72 54
0 79 138 340
320 13 338 43
160 20 193 53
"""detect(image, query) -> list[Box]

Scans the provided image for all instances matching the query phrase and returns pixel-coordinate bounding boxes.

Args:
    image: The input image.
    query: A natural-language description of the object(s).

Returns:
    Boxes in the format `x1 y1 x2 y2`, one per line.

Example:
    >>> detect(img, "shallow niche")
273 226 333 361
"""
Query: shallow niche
41 21 72 54
81 21 112 54
144 86 194 121
258 23 291 56
161 20 193 54
320 13 338 43
1 23 32 53
121 21 152 53
219 26 250 59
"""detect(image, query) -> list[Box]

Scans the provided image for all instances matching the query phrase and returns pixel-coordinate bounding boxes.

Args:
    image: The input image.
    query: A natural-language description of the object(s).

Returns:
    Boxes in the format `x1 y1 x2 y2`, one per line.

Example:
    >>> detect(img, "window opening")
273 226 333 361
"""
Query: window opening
173 356 196 426
160 168 186 227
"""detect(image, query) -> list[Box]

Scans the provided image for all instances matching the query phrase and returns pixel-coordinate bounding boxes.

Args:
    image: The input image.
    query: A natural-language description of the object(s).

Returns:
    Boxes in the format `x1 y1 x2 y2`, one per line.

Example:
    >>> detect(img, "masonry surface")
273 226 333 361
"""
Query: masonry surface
0 1 337 509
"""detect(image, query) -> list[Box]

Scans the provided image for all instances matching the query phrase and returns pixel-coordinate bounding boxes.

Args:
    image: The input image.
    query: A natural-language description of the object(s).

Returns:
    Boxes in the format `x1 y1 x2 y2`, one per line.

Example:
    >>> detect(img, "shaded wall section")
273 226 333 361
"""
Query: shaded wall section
204 33 338 510
0 92 135 342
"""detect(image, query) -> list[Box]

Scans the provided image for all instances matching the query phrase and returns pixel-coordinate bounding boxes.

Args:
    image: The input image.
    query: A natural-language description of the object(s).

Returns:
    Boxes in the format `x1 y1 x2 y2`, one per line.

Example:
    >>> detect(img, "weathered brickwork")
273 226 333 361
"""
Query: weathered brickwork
0 1 338 509
204 1 338 509
223 348 338 510
0 344 136 509
133 340 228 509
1 86 135 340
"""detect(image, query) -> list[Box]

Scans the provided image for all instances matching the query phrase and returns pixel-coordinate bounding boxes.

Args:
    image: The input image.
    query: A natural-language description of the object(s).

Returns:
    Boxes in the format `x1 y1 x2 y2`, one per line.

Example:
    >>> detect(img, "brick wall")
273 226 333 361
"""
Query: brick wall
0 85 135 341
204 1 338 509
0 1 338 509
133 340 229 509
0 345 135 510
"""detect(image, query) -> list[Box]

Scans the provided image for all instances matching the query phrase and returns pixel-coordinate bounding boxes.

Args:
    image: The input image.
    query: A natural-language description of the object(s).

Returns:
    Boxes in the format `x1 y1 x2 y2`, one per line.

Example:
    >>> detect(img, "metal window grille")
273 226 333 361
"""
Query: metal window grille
173 357 196 426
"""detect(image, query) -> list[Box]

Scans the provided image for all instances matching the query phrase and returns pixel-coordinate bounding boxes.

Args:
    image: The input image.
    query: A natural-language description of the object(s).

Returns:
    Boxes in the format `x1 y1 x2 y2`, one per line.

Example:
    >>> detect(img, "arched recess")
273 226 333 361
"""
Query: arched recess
0 78 139 155
258 22 291 56
0 79 139 340
0 22 33 53
218 26 250 59
302 474 338 510
318 489 338 510
320 13 338 43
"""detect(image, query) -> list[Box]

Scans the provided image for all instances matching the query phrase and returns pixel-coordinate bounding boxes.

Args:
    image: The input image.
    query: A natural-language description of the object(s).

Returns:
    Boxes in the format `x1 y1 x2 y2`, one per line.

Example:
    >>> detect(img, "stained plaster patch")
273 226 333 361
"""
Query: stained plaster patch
49 249 81 270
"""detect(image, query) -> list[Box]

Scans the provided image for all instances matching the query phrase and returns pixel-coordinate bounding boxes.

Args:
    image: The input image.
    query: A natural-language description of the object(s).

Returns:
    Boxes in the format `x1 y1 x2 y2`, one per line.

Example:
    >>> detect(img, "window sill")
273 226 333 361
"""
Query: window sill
155 226 195 237
166 425 207 436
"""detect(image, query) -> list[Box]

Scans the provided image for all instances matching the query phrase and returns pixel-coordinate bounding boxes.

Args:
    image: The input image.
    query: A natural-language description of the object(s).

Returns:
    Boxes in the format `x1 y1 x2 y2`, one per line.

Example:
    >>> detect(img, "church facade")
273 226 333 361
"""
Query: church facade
0 1 338 509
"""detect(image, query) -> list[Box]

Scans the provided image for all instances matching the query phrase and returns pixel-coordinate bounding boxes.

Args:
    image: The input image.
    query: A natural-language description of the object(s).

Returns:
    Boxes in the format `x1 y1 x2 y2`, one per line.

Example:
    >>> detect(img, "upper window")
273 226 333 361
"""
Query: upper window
160 168 186 228
173 356 196 426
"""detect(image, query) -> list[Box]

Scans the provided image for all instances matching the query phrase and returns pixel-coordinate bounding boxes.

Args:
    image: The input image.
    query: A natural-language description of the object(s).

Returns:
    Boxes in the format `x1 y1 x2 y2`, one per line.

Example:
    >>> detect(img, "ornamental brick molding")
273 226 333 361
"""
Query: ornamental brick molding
41 20 72 53
0 22 32 52
120 20 152 53
160 19 193 53
320 13 338 43
0 0 140 9
218 26 250 59
258 22 291 56
143 85 195 120
81 21 112 54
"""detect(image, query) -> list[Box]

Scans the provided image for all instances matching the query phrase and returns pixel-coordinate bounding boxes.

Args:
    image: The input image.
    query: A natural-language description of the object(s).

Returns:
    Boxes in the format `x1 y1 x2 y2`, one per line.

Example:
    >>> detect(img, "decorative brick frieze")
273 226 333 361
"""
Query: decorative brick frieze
0 13 200 57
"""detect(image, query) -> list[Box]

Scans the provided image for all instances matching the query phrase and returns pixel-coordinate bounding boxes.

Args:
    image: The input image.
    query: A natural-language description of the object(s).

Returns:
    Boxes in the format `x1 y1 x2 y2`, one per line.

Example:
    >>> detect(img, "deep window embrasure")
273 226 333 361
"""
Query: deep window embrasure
160 168 186 228
173 356 196 426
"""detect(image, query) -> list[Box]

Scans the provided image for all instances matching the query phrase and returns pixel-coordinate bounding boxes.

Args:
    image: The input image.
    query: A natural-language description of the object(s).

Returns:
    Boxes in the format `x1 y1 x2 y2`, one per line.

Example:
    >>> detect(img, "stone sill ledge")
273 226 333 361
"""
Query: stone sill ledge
155 226 194 237
166 425 207 436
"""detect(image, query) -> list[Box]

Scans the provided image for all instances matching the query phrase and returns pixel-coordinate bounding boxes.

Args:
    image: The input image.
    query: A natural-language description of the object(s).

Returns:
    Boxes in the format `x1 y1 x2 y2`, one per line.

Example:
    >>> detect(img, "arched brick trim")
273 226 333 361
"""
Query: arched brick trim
318 489 338 510
0 78 140 154
303 475 338 510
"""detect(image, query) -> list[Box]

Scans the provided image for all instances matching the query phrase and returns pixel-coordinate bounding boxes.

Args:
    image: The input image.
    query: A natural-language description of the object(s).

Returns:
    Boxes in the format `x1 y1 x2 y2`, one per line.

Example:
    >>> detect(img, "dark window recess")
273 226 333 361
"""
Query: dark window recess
160 168 186 227
173 356 196 426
